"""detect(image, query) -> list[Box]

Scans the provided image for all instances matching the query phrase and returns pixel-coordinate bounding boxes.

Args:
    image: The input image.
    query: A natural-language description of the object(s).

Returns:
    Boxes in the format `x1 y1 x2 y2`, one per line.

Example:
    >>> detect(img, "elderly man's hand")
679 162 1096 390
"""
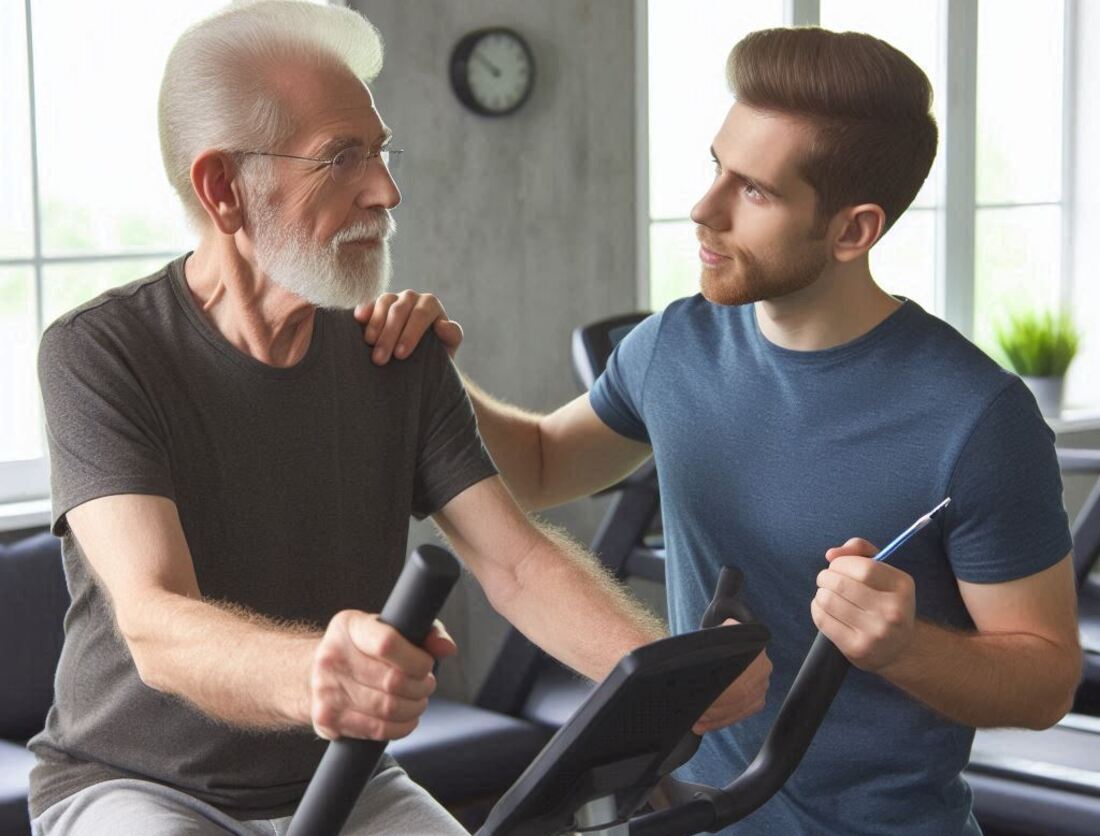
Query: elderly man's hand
811 538 917 672
354 291 463 364
308 610 457 741
693 628 772 734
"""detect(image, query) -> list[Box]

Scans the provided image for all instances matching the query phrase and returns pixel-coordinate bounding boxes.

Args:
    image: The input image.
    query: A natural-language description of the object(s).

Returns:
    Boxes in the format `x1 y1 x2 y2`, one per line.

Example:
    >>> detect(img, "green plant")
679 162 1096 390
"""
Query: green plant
995 310 1080 377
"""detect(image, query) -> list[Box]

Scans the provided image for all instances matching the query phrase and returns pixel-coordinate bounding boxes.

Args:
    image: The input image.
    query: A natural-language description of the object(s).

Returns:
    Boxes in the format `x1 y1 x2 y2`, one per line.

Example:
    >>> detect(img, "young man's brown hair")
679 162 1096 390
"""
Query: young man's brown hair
728 27 938 235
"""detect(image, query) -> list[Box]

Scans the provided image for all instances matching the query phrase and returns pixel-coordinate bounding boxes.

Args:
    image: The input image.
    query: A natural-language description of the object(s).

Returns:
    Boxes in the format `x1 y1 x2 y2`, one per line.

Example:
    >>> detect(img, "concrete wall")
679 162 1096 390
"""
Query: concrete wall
350 0 641 698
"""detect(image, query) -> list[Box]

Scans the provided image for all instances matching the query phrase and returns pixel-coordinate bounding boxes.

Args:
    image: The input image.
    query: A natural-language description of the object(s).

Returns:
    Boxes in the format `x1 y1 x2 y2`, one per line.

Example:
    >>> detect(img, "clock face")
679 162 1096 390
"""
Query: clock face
453 29 534 116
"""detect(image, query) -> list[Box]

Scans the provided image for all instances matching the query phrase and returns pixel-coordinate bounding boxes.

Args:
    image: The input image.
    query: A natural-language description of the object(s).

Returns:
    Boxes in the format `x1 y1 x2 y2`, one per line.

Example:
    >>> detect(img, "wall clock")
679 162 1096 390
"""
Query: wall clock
450 27 535 117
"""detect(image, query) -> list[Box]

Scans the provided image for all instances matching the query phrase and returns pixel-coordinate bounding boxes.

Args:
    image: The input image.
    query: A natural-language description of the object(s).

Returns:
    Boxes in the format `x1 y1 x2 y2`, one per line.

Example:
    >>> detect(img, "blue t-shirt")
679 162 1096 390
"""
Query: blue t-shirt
590 296 1072 836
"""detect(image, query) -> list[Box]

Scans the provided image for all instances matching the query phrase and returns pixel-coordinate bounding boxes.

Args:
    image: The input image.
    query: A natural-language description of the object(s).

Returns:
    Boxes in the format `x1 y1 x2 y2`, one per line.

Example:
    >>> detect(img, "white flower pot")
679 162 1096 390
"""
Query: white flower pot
1021 375 1065 418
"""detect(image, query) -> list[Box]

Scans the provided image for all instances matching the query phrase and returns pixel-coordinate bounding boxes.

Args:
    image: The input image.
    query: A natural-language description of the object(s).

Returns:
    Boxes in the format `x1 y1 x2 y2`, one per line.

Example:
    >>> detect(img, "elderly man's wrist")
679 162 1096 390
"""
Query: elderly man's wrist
284 636 320 729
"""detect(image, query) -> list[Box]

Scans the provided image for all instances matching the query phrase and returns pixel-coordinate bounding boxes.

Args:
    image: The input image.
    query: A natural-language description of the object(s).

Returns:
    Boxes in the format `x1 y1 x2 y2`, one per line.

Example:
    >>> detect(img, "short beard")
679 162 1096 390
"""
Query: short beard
699 239 828 307
247 195 395 310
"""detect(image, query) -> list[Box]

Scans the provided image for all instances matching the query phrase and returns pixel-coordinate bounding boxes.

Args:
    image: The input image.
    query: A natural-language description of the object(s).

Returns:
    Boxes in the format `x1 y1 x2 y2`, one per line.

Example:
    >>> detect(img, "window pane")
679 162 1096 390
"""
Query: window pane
872 208 937 314
650 220 700 310
1067 229 1099 410
973 206 1062 354
1 1 34 259
1064 335 1097 412
43 258 168 329
647 0 785 221
31 0 227 256
0 269 42 462
976 0 1063 205
819 0 943 210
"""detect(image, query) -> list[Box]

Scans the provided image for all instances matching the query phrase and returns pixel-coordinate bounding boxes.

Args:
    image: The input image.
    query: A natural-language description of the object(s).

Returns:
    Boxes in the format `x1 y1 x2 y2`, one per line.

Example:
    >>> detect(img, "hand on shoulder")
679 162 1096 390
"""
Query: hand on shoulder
354 291 463 365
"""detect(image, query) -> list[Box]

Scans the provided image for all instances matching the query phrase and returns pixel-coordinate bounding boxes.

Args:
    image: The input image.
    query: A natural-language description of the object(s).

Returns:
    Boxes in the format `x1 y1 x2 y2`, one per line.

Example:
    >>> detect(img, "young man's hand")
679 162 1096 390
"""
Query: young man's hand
812 538 917 672
693 633 772 734
354 291 464 364
309 611 457 741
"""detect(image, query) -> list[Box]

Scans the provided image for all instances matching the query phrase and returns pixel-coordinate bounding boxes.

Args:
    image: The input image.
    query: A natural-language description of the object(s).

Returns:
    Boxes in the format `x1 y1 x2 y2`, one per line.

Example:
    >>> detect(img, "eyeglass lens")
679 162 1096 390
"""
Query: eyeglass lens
330 146 400 183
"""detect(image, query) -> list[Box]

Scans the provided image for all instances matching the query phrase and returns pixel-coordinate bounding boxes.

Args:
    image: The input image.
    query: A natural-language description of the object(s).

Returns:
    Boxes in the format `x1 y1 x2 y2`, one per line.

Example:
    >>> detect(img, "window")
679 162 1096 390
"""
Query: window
645 0 786 310
0 1 332 510
644 0 1096 411
972 2 1066 368
819 0 943 315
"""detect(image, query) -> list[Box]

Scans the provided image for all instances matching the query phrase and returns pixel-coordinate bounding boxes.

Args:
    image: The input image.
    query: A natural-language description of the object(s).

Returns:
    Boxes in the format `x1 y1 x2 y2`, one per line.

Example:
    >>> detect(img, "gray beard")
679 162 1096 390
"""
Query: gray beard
250 204 395 310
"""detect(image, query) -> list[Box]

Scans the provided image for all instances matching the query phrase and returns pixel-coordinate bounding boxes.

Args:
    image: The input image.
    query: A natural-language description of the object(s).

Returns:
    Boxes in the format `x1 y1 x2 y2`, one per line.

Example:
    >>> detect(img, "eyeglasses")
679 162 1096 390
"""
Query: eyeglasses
238 144 403 185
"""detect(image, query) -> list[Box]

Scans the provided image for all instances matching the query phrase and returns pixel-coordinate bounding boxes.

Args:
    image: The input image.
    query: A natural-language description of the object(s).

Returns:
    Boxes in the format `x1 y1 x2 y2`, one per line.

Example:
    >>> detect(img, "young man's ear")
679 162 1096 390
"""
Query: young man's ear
831 204 886 263
190 150 246 236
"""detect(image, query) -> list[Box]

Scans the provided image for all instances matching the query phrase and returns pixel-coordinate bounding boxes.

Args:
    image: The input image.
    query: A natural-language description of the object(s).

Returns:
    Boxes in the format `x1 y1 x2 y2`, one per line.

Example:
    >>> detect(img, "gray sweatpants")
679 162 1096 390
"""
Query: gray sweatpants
30 761 468 835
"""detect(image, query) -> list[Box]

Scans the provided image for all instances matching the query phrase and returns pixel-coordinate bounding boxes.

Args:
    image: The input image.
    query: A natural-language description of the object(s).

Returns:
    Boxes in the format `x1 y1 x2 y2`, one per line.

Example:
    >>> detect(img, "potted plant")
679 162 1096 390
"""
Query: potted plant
994 310 1080 418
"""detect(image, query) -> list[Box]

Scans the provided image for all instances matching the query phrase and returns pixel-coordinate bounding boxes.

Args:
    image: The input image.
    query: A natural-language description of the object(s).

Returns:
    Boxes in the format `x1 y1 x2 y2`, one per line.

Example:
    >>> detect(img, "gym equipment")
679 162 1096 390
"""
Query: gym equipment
286 545 461 836
478 567 847 836
478 625 771 834
477 629 844 831
290 553 852 835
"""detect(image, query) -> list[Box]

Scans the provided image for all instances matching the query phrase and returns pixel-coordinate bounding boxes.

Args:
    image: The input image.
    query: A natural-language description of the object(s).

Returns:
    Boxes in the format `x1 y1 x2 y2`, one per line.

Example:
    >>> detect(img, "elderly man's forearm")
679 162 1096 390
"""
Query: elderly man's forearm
490 526 667 682
124 591 319 730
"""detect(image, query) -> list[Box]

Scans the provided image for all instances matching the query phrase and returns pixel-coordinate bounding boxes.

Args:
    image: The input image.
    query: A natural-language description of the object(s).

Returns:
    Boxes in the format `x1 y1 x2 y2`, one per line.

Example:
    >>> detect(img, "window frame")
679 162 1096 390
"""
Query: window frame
0 0 182 509
0 0 342 519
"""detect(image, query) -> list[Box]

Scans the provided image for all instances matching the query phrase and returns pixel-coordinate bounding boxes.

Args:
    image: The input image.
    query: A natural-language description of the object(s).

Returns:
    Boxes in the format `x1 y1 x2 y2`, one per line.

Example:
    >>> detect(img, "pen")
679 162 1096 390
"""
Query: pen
873 497 952 563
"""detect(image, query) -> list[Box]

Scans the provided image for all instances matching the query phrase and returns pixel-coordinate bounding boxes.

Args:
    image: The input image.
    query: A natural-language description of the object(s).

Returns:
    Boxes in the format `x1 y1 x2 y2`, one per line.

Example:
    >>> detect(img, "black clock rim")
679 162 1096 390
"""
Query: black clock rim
449 26 536 118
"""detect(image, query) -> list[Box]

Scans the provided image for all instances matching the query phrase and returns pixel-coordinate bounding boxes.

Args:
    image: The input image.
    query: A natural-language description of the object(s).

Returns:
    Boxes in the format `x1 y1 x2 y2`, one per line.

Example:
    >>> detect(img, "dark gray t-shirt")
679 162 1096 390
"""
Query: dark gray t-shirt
29 254 497 820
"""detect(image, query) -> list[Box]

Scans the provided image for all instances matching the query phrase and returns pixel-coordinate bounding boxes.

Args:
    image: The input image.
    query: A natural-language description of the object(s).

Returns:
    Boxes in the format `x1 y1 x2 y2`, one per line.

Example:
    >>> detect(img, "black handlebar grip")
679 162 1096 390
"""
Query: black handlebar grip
286 545 462 836
377 545 462 641
701 567 756 628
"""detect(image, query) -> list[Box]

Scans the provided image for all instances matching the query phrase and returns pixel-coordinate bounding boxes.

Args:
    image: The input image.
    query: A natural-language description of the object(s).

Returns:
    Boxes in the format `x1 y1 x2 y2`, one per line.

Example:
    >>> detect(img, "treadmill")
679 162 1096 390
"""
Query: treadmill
965 447 1100 836
570 312 1100 836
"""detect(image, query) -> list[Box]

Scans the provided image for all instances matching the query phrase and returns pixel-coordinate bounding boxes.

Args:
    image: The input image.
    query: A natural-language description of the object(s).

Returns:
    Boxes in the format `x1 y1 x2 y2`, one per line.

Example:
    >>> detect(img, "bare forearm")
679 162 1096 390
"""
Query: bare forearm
489 524 667 681
463 375 548 508
125 592 319 731
882 620 1081 729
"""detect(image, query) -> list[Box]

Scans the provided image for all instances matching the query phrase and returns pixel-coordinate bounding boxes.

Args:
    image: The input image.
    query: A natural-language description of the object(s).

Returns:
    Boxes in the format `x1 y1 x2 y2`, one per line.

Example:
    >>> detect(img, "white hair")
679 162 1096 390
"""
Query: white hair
158 0 384 229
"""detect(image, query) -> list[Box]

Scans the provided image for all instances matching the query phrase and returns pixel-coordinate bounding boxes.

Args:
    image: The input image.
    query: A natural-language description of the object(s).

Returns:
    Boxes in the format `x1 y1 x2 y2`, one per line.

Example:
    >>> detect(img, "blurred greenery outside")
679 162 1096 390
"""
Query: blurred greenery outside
0 197 187 326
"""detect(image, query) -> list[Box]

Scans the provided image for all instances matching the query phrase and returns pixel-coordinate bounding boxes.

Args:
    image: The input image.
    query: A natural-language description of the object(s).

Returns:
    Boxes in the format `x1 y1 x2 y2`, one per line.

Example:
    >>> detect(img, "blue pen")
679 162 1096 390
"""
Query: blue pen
873 497 952 563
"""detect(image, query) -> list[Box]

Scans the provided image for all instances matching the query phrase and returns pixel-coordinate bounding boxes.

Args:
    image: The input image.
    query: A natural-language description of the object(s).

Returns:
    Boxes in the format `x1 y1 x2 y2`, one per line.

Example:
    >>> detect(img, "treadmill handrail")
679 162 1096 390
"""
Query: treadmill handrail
1057 449 1100 474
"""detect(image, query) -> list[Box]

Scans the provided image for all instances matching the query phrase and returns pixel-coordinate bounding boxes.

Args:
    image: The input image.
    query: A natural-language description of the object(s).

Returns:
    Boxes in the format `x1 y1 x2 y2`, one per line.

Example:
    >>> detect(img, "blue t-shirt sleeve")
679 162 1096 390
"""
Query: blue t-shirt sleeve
944 378 1073 583
589 312 664 443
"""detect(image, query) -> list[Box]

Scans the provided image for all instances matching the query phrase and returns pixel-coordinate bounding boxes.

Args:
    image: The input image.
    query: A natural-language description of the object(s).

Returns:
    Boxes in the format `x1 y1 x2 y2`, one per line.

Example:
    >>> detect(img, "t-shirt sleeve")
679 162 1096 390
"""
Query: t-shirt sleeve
588 312 664 443
410 336 498 519
943 378 1073 583
38 320 174 536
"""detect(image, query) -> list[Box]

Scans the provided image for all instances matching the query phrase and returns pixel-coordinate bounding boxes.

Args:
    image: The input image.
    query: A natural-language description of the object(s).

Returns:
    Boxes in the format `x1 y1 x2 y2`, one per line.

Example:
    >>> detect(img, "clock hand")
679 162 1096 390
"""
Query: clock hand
474 52 502 78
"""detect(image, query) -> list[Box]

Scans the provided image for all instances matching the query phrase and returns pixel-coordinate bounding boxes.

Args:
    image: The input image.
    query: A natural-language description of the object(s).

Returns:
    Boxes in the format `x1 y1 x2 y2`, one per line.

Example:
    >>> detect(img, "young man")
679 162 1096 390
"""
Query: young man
29 3 762 834
365 27 1082 835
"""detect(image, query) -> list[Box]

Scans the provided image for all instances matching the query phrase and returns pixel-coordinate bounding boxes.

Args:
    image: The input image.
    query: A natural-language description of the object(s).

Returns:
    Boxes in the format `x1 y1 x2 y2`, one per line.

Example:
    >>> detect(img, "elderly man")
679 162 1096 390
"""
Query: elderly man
27 3 766 834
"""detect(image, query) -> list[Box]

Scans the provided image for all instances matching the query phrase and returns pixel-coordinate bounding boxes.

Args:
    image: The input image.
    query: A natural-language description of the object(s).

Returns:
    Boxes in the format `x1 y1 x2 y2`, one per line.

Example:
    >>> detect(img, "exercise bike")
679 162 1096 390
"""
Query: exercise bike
286 546 851 836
